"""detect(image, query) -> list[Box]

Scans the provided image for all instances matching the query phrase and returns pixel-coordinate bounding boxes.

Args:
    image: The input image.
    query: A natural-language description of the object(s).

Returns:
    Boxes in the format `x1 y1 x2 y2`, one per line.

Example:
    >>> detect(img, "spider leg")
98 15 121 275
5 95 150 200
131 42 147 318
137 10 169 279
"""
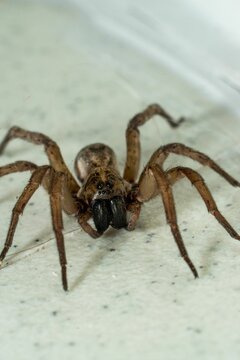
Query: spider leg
140 165 199 278
0 161 37 176
49 170 68 291
126 201 142 231
0 160 78 216
0 165 50 262
167 166 240 240
149 143 240 187
124 104 185 183
0 164 70 290
78 210 102 239
0 126 79 193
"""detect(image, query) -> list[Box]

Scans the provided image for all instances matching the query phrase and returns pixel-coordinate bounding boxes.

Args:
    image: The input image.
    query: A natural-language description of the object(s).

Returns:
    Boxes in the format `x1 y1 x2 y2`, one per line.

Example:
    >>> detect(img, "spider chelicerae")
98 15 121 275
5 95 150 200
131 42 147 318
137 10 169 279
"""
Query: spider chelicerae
0 104 239 291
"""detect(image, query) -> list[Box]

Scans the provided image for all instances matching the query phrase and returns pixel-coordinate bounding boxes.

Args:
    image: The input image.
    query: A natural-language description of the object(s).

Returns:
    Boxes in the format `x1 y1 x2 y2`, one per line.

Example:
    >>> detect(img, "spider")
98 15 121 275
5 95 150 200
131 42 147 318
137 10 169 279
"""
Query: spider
0 103 239 291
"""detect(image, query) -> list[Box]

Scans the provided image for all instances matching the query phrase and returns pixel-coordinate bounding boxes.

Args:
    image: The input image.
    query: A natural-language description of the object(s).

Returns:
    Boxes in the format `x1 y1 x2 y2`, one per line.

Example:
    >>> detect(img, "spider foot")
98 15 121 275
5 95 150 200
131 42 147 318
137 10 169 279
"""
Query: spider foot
126 222 135 231
230 179 240 187
193 271 199 279
177 116 186 126
182 254 199 278
88 229 103 239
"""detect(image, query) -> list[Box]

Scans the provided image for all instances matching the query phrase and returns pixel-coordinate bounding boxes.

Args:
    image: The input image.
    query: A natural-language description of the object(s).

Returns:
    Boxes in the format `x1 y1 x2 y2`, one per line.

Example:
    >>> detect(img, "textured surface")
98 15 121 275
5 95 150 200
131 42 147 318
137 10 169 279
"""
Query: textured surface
1 1 240 360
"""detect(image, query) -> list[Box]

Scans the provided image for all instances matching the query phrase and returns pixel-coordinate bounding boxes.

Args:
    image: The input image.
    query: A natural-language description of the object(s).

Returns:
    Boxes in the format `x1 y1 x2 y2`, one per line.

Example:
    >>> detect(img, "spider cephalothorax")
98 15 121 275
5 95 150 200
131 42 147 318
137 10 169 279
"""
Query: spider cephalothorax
78 166 127 203
0 103 239 291
75 144 129 233
78 165 128 233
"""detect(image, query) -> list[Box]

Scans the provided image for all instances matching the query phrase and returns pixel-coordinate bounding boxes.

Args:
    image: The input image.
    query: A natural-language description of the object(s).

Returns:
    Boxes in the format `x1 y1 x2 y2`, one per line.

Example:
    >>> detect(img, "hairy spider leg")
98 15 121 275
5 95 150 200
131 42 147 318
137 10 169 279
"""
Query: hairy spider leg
0 166 50 261
126 201 142 231
134 141 240 277
166 166 240 240
124 104 185 183
0 126 79 194
0 164 69 291
0 161 37 176
149 165 199 278
49 170 68 291
78 210 102 239
149 143 240 187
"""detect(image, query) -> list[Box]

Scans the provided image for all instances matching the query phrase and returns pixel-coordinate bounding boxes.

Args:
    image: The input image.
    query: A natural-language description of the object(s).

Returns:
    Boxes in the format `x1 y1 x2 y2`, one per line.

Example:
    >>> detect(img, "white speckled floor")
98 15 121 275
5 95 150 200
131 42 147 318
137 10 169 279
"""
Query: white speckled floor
1 1 240 360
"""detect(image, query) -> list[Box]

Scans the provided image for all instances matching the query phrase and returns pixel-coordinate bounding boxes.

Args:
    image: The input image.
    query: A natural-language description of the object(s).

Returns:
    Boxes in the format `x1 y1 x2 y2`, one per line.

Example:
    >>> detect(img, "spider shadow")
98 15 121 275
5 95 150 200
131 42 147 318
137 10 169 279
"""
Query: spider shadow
198 232 240 277
2 226 53 268
199 238 221 276
70 228 127 291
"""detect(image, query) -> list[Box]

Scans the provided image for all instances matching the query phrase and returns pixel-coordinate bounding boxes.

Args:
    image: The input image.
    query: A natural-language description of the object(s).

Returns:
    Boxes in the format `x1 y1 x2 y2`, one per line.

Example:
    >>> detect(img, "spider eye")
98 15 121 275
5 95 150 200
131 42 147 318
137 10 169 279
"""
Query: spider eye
105 181 113 189
97 181 104 190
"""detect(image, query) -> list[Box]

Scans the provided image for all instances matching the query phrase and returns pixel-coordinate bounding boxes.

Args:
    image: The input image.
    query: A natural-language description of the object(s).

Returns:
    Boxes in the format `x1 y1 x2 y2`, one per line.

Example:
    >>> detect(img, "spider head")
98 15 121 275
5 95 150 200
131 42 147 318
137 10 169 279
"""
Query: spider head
78 167 128 233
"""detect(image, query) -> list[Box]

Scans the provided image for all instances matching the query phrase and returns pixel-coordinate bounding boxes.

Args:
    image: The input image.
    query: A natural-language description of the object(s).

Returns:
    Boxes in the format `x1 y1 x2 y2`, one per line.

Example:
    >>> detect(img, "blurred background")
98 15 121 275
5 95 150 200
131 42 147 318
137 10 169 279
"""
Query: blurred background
1 1 240 360
70 0 240 107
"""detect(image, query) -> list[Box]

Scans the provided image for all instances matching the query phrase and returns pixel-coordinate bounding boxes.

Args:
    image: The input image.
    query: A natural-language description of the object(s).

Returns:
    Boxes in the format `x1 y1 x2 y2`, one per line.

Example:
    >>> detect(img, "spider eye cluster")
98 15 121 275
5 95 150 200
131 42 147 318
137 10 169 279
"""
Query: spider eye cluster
91 196 127 233
97 182 104 190
96 181 114 195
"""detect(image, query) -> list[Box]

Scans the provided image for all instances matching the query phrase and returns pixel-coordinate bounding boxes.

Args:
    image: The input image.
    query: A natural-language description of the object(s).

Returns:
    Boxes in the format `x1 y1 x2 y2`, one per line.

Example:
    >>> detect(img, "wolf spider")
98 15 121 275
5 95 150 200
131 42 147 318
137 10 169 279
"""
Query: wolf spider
0 103 239 291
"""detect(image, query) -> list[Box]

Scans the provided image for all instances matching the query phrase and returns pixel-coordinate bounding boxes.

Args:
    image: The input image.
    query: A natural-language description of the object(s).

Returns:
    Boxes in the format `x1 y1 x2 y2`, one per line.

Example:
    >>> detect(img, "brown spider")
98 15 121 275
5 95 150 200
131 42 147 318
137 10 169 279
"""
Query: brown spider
0 104 239 291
